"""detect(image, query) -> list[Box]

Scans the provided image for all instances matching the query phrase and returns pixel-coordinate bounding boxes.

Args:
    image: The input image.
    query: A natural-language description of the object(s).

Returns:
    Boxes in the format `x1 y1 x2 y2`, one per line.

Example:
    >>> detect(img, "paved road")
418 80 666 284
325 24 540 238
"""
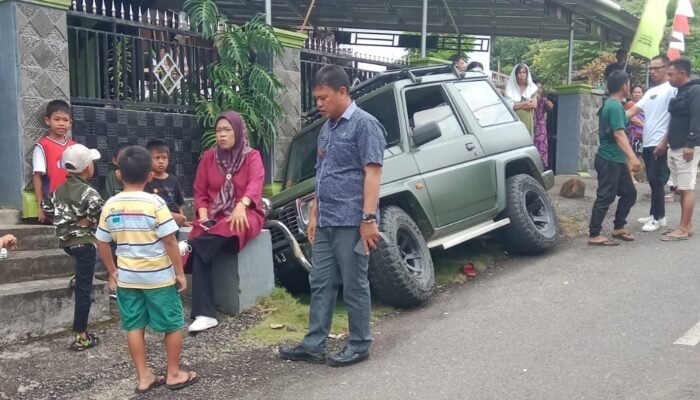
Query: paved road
244 192 700 400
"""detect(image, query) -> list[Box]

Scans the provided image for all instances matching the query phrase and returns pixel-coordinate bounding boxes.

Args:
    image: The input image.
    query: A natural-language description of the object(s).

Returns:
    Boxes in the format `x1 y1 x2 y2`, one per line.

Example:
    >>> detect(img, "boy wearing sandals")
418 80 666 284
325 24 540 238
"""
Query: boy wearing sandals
588 70 642 247
41 144 104 351
96 146 198 393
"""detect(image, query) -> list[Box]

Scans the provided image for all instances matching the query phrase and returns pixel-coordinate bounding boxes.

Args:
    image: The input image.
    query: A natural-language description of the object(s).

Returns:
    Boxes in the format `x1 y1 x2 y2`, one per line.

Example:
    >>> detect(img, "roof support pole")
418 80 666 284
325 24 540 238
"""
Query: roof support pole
265 0 271 25
567 17 574 85
421 0 428 58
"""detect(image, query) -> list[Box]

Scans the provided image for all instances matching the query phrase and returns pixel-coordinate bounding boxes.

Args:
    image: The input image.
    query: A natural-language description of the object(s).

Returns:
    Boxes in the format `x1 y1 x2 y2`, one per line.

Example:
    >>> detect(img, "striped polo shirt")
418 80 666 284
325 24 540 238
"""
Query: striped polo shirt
96 191 179 289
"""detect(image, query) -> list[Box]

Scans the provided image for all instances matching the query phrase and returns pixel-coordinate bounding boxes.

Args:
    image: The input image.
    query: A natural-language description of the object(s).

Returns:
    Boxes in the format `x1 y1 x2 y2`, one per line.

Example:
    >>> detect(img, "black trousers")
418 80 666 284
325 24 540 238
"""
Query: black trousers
589 155 637 237
190 233 238 319
64 244 96 333
642 147 668 220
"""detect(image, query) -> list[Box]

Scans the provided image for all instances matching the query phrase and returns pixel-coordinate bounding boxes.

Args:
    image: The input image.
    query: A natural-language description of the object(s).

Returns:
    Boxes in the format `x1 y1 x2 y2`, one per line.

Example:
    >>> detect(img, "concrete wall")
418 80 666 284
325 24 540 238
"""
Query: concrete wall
272 47 303 183
0 1 70 208
554 89 603 175
579 91 604 173
0 2 24 208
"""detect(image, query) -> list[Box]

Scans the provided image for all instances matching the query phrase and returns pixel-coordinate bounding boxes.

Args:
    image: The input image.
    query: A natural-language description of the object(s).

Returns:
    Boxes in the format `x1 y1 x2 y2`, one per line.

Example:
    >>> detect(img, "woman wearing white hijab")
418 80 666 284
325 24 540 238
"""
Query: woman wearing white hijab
505 63 539 137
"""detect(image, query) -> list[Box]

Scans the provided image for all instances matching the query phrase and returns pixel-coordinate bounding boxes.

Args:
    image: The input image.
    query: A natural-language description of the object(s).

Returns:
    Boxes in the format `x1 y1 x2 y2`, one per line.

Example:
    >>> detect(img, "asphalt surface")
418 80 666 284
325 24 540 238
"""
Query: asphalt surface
242 185 700 400
3 180 700 400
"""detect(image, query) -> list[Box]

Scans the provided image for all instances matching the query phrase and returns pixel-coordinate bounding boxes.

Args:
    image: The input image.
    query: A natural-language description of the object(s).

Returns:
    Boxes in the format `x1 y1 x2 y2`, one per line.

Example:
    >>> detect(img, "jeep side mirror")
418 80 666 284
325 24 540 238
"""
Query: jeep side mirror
412 121 443 147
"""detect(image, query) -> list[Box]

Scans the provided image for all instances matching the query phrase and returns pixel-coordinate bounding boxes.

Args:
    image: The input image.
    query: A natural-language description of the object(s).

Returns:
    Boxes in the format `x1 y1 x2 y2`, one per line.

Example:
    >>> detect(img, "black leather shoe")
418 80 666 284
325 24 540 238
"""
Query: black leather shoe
327 346 369 367
279 344 326 364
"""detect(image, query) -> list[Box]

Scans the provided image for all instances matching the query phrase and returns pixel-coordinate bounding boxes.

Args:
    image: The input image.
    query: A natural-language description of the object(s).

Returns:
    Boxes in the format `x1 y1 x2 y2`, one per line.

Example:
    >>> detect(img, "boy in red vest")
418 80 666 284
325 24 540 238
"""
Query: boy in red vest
33 100 75 223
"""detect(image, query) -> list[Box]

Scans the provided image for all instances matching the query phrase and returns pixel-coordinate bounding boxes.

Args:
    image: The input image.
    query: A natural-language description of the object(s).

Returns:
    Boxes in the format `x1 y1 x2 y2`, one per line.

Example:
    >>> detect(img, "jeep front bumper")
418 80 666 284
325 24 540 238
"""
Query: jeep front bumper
264 219 313 272
542 170 555 190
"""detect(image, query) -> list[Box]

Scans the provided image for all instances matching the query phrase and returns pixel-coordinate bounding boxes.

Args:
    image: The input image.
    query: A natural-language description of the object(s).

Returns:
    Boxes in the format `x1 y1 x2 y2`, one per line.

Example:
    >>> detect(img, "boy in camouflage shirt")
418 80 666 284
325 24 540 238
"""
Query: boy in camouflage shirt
42 144 104 351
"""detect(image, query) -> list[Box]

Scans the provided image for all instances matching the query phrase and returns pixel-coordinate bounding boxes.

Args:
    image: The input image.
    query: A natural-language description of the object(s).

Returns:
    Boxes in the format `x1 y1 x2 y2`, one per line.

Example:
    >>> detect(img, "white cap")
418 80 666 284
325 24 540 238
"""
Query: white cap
62 144 101 173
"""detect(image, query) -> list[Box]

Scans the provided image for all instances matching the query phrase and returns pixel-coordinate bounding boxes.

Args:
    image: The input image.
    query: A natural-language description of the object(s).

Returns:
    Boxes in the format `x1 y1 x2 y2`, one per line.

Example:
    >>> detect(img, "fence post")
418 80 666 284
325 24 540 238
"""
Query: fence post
0 0 71 209
270 28 308 190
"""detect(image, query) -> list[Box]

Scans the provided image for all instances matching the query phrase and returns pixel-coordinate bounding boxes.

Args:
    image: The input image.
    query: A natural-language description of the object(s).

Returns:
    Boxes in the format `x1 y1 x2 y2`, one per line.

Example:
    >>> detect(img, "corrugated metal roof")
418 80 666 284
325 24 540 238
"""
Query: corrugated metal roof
216 0 638 43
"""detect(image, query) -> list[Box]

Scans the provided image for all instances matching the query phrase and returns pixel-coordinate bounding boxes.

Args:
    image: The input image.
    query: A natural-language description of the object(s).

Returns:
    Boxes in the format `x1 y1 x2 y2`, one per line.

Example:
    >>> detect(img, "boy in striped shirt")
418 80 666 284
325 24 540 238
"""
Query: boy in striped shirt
96 146 198 393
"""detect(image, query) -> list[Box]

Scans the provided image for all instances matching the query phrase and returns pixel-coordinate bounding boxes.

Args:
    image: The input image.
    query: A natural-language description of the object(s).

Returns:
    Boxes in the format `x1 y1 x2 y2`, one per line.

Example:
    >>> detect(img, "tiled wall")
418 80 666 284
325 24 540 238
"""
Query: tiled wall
16 2 71 183
71 106 202 197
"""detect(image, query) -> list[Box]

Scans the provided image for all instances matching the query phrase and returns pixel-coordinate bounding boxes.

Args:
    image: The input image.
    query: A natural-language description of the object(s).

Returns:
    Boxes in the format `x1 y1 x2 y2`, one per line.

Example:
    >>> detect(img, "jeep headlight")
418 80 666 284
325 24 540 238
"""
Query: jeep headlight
261 197 272 218
296 194 316 229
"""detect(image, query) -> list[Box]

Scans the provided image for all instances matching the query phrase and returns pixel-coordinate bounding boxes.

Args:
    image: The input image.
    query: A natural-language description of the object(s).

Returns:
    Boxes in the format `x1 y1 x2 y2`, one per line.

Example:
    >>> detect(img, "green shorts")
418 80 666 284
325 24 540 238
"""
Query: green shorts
117 285 184 333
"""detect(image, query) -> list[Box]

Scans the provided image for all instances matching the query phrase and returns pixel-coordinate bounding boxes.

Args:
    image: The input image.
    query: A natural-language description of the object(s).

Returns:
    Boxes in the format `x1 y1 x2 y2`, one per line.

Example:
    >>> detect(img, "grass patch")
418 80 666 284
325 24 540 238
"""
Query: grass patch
433 240 506 285
243 287 393 344
558 214 587 238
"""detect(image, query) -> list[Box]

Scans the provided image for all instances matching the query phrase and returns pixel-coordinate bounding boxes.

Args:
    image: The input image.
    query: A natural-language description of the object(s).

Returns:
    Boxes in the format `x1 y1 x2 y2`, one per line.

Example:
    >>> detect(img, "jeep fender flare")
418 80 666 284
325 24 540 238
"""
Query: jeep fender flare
494 149 545 213
379 182 435 239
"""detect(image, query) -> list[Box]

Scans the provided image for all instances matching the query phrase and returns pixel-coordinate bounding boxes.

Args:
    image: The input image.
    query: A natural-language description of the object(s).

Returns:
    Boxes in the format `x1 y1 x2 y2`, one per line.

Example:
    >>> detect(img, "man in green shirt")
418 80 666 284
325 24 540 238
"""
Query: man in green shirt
589 70 642 246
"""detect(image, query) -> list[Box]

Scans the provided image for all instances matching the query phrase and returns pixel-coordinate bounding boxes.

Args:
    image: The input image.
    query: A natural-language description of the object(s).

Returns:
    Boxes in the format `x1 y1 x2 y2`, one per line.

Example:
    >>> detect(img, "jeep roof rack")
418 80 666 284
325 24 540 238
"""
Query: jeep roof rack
304 64 454 124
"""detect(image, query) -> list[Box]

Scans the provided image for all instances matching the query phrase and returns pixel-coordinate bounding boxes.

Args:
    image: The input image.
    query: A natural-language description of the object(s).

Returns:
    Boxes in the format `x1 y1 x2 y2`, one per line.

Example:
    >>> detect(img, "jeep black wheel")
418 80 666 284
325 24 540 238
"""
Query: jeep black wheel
370 206 434 308
502 174 560 254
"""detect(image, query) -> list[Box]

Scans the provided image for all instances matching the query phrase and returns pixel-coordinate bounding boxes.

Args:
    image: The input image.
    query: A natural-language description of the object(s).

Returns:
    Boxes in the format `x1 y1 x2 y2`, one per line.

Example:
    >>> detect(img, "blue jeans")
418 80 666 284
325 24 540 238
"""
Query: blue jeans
302 226 372 353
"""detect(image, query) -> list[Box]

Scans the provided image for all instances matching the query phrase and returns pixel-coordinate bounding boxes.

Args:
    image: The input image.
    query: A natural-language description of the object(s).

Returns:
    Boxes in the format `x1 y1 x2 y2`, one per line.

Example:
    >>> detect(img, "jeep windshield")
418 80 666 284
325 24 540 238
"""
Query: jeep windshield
284 122 322 187
284 86 402 188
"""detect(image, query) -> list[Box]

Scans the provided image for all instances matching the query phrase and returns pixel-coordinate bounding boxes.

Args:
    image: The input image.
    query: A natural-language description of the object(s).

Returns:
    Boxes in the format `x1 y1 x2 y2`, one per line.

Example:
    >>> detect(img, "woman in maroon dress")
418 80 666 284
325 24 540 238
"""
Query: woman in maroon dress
185 111 265 332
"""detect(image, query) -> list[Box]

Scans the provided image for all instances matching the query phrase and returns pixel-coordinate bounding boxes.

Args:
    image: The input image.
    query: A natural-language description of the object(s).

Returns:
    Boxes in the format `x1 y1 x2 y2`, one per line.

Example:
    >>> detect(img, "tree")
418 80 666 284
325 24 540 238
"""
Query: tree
185 0 284 151
490 37 534 74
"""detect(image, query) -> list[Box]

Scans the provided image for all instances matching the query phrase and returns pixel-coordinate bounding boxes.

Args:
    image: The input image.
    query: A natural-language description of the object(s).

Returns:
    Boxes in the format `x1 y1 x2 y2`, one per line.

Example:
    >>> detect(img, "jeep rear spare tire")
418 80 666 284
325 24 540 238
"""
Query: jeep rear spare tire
502 174 559 254
369 206 434 308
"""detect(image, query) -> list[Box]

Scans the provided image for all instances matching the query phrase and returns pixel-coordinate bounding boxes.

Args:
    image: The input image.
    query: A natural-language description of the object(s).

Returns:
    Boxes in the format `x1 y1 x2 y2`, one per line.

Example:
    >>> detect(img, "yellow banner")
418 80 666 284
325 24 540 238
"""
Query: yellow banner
630 0 671 59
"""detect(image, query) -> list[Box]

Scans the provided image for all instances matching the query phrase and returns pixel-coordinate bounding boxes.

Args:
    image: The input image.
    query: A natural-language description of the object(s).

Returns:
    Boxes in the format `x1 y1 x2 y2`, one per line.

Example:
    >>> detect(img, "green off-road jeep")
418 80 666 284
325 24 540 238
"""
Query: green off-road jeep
264 65 559 308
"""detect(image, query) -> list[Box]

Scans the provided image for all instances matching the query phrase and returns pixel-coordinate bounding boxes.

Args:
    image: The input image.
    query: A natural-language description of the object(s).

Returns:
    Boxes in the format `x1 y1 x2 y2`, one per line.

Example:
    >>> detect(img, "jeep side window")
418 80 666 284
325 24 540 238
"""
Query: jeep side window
454 80 516 127
357 88 400 147
405 85 464 144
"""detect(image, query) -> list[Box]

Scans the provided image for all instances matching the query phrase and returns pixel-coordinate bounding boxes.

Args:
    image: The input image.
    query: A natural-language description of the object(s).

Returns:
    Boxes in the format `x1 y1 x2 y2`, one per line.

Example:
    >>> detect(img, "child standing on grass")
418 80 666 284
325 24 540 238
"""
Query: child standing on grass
144 139 189 227
33 100 76 223
42 144 103 351
96 146 198 394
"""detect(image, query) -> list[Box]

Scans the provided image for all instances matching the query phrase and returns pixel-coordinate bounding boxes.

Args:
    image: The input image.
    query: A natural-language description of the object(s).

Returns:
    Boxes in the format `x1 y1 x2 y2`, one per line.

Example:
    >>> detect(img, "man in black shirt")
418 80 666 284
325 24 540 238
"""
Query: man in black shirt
604 49 632 80
659 58 700 240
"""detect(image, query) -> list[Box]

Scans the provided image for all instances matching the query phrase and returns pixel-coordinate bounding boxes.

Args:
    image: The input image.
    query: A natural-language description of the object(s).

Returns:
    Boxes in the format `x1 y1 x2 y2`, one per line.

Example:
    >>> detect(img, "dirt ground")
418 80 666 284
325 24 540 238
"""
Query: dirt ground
0 176 638 400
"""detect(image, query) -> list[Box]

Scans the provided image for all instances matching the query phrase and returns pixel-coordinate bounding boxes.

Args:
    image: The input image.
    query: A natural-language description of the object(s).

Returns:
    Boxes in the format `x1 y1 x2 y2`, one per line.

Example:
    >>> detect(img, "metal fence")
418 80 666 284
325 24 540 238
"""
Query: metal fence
67 1 215 112
300 34 409 115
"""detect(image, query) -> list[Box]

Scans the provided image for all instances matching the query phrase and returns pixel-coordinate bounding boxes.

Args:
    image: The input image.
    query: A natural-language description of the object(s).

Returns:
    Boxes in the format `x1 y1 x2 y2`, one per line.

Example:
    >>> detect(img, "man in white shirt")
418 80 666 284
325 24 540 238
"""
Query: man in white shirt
626 55 676 232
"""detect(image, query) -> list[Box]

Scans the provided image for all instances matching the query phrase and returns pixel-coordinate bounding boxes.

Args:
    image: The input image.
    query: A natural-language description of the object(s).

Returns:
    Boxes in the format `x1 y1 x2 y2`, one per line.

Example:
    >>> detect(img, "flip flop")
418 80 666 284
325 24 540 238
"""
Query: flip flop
612 232 635 242
661 234 690 241
167 371 199 391
662 229 694 236
135 375 165 394
588 239 620 247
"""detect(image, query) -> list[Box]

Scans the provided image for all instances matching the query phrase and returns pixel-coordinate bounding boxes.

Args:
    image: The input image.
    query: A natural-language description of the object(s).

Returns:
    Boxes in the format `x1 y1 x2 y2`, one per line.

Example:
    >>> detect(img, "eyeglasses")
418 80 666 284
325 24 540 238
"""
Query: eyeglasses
649 65 668 71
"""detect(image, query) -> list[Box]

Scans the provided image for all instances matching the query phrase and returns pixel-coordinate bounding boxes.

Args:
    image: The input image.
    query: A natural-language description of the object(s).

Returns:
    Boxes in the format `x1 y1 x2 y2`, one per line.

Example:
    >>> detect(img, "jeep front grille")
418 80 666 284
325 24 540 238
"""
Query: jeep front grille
269 205 303 243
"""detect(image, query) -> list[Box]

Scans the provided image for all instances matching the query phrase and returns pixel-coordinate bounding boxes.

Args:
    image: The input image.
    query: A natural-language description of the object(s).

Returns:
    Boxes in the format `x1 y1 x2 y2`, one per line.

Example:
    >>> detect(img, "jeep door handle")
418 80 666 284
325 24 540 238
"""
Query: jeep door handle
465 142 476 151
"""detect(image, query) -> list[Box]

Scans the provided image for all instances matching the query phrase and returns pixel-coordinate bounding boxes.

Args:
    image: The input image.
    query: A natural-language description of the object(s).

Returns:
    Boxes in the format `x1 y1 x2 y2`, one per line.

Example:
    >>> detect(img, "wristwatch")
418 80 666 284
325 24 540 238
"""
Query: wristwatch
240 198 252 208
362 212 376 222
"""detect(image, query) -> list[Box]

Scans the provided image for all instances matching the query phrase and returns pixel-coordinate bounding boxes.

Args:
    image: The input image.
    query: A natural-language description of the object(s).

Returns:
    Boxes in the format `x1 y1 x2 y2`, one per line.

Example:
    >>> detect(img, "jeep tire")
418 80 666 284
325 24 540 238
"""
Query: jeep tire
502 174 559 254
369 206 434 308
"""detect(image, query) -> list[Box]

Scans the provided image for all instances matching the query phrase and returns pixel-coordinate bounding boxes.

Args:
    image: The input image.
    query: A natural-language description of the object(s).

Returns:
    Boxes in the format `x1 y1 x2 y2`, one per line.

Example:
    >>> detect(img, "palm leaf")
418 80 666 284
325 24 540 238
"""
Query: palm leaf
184 0 219 39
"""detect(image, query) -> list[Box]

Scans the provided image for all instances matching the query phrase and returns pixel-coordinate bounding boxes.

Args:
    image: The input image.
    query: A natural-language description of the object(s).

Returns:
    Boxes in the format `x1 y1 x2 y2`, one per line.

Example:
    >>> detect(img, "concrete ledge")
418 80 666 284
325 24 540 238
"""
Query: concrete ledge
0 210 20 226
0 277 110 346
0 249 73 285
0 224 59 251
181 230 275 315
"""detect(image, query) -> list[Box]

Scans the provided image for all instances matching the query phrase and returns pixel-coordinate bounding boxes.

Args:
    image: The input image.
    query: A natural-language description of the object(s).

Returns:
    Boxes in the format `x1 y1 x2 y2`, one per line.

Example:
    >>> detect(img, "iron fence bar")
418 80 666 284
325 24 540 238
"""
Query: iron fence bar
121 35 128 101
70 97 196 112
300 48 405 69
67 10 198 37
131 36 138 102
95 30 102 99
101 32 109 100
